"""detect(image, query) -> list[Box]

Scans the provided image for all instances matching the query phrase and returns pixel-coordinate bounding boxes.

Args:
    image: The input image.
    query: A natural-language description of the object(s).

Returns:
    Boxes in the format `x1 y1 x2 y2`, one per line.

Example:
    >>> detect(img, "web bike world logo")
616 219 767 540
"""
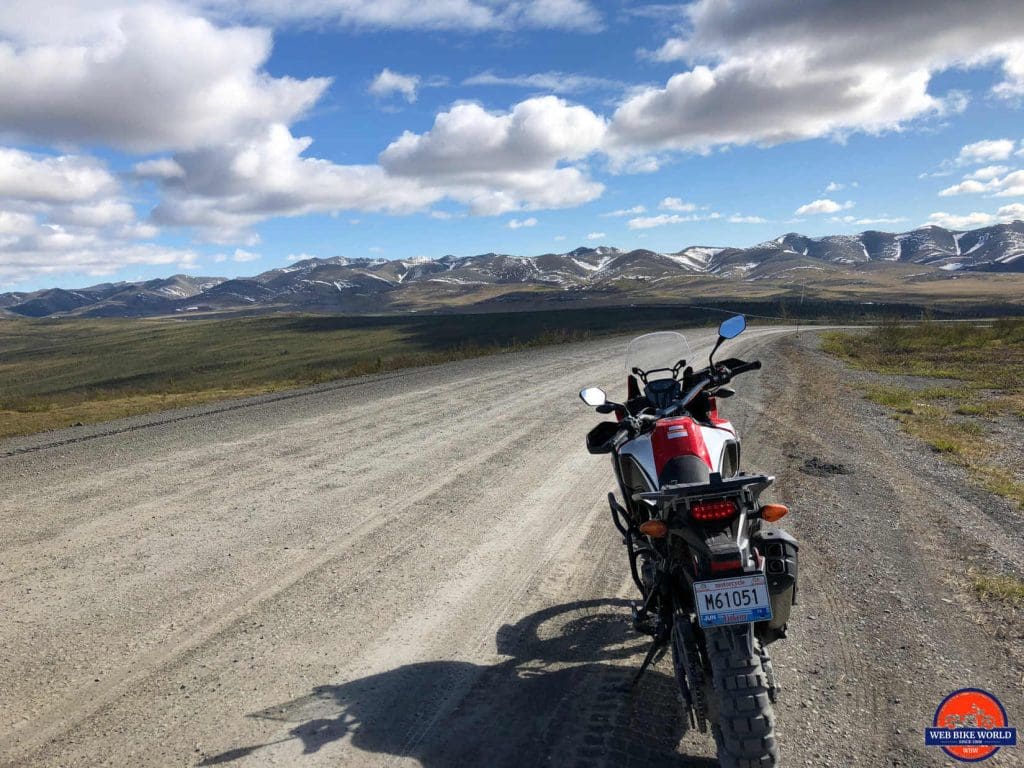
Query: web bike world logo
924 689 1017 762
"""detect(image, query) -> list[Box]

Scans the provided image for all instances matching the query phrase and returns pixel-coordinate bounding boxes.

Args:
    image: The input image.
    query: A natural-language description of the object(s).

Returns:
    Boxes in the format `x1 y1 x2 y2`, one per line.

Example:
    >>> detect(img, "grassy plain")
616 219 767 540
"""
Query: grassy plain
0 304 786 438
823 319 1024 507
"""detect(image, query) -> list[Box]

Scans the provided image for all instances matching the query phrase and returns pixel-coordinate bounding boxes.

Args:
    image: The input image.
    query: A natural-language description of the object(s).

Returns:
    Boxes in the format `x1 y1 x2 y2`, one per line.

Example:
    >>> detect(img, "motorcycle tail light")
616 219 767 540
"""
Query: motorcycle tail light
690 498 738 522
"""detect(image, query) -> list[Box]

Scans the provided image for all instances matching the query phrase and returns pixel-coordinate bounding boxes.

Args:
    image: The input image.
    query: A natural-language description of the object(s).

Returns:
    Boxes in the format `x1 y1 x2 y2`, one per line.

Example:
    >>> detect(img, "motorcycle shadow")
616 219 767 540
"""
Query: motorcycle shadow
199 599 718 767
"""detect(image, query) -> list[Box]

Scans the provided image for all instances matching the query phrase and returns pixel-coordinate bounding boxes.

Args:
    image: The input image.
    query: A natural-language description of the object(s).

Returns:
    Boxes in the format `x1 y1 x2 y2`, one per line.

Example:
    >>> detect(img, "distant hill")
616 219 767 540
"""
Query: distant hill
3 221 1023 318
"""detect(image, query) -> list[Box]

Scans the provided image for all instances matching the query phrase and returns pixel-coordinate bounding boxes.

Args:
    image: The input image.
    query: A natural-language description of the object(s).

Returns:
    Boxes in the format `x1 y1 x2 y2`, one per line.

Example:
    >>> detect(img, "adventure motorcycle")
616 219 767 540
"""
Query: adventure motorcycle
579 316 798 768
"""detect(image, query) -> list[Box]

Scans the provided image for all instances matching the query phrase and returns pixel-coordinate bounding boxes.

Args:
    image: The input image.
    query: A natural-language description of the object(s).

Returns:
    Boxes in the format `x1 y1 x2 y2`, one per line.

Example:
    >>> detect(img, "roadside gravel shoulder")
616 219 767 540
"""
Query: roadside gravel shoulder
753 331 1024 768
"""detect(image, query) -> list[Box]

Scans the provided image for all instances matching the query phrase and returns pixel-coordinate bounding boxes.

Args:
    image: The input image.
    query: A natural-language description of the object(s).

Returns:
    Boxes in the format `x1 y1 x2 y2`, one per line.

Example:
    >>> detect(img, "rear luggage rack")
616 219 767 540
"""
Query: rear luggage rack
632 472 774 503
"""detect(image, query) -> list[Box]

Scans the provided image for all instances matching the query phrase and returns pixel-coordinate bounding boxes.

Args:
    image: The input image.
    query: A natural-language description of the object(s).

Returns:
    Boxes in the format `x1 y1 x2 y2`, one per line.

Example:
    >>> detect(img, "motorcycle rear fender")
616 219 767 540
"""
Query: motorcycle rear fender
674 523 750 583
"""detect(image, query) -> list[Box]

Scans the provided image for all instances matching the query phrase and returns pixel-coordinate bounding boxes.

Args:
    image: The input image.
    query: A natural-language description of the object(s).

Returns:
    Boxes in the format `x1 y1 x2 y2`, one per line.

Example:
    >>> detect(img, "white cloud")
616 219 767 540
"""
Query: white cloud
608 0 1024 155
0 145 193 283
0 147 116 202
0 5 329 153
151 124 443 242
795 198 854 215
507 217 538 229
204 0 603 32
369 68 420 102
379 96 606 215
554 234 566 241
956 139 1015 165
285 252 317 261
586 231 606 240
0 210 37 236
855 216 908 226
939 169 1024 198
232 248 260 262
926 204 1024 229
824 180 857 192
659 197 697 212
463 70 625 93
628 213 701 229
728 214 767 224
603 205 646 217
995 203 1024 220
0 236 198 285
966 165 1010 181
133 158 187 180
926 211 997 229
51 200 137 227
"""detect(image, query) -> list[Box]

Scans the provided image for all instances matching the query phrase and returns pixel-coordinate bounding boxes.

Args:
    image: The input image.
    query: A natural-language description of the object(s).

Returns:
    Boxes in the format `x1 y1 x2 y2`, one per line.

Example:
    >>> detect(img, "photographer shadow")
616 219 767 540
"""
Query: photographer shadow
200 599 717 767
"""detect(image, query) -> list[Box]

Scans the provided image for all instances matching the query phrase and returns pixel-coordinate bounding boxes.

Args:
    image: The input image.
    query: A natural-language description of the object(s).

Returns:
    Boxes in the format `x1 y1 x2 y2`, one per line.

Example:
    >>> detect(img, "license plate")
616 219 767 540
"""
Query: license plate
694 573 773 628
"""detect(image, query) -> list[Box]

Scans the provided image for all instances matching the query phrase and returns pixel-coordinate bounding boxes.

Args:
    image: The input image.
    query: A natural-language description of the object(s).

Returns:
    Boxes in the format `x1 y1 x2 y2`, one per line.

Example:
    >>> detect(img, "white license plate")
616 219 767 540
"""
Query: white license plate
694 573 773 628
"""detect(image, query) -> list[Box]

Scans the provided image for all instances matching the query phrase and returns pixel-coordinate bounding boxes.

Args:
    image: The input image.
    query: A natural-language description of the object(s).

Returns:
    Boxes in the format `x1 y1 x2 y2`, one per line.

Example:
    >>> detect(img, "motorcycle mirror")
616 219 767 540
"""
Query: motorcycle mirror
579 387 607 407
718 315 746 339
710 315 746 367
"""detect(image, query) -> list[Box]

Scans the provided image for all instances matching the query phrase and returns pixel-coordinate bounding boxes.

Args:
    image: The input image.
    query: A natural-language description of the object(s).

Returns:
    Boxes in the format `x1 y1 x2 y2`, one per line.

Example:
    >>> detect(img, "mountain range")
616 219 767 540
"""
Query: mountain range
3 221 1023 318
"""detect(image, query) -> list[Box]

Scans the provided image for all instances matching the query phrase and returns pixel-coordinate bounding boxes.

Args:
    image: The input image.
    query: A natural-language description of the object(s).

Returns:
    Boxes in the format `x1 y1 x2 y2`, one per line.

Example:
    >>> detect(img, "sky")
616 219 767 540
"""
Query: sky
1 0 1024 291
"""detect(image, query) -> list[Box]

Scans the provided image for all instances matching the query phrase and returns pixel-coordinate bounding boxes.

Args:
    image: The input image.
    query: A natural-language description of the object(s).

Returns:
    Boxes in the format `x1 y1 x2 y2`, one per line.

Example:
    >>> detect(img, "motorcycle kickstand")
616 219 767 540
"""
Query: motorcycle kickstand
631 632 668 688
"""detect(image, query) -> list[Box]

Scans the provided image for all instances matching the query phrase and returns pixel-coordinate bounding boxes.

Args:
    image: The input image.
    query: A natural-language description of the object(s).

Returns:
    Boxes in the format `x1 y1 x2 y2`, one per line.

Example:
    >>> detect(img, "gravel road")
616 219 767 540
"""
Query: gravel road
2 326 1021 767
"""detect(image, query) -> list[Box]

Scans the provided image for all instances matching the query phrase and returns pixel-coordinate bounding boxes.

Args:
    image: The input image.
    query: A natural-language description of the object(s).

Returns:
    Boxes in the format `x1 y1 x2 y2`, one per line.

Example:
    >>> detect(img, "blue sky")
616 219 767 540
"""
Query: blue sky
1 0 1023 290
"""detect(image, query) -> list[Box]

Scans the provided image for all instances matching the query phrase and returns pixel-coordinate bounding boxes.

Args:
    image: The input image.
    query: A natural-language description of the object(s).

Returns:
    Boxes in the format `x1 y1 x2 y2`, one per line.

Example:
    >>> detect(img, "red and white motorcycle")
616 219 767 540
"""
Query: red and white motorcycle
580 316 798 768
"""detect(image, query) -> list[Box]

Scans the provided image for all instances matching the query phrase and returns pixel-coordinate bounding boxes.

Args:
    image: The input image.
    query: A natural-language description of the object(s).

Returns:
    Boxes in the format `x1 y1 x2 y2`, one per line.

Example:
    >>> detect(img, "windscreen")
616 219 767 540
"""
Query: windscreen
624 331 692 377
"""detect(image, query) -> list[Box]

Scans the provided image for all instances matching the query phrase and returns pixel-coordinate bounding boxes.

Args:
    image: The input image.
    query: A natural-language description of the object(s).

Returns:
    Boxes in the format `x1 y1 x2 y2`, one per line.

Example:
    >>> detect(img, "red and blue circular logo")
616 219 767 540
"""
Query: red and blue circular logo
924 689 1017 762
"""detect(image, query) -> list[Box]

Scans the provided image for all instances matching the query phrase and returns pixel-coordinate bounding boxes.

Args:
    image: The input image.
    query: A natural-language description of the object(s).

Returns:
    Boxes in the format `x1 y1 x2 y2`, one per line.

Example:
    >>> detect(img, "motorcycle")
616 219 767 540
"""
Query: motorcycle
579 315 798 768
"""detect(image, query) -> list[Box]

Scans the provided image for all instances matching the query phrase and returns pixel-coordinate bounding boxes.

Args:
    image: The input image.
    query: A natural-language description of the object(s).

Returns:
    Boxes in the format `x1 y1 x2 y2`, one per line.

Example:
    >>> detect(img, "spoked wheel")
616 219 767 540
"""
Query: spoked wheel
705 628 778 768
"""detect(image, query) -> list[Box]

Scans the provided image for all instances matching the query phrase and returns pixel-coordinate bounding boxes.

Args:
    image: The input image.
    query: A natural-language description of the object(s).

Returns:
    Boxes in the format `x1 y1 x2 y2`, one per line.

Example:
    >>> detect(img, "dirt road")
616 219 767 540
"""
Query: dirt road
2 327 1021 767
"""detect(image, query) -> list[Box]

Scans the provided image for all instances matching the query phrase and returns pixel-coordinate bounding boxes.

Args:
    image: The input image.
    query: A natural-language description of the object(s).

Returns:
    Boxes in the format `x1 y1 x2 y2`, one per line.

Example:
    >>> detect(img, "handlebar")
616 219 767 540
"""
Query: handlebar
728 359 762 376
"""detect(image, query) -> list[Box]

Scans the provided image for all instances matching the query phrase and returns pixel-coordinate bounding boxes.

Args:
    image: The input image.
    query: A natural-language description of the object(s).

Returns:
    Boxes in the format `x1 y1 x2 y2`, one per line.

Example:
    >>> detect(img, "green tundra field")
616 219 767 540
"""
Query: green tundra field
1 301 1019 440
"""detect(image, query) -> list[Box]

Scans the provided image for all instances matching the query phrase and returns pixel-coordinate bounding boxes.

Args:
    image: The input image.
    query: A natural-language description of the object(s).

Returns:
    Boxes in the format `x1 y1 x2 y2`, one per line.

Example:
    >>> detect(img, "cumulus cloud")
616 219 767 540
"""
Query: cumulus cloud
0 146 202 284
794 198 854 215
0 210 37 237
586 231 605 240
379 96 606 215
150 124 443 242
956 139 1016 164
133 158 187 180
507 217 538 229
995 202 1024 220
0 147 116 202
0 235 198 284
605 0 1024 155
966 165 1011 181
728 214 767 224
926 204 1024 229
369 68 420 102
0 5 329 153
939 169 1024 197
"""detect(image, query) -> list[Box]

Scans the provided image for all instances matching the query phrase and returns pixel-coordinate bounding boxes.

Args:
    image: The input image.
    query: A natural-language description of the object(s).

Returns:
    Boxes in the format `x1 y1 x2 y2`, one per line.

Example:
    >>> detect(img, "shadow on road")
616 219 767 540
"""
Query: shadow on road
199 599 717 767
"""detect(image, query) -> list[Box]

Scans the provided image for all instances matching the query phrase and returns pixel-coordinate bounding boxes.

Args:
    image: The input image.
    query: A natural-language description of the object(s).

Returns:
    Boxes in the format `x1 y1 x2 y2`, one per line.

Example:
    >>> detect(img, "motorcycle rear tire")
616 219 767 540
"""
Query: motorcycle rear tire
706 628 778 768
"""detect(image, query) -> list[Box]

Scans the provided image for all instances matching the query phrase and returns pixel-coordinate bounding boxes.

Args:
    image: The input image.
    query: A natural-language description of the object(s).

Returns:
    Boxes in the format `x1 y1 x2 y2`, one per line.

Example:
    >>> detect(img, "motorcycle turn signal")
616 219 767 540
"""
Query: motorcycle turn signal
639 520 668 538
760 503 789 522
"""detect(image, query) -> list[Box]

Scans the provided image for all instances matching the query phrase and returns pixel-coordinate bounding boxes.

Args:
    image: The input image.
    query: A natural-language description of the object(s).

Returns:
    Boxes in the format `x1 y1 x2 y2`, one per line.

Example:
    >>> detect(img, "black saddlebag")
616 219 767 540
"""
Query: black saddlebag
752 526 798 643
